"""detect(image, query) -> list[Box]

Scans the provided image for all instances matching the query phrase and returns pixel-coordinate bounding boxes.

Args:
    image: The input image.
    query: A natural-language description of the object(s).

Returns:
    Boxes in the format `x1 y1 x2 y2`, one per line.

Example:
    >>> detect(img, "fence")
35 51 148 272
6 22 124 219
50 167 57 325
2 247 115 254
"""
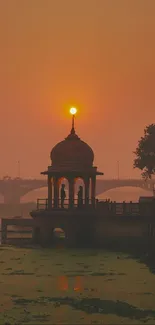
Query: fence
36 198 155 217
36 198 93 210
0 218 34 245
97 201 140 216
0 229 32 245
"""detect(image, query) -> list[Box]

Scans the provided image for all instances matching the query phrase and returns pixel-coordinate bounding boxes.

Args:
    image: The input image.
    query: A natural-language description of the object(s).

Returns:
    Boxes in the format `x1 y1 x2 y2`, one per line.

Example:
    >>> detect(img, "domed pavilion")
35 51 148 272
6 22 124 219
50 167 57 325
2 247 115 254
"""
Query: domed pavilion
31 109 103 246
41 109 103 209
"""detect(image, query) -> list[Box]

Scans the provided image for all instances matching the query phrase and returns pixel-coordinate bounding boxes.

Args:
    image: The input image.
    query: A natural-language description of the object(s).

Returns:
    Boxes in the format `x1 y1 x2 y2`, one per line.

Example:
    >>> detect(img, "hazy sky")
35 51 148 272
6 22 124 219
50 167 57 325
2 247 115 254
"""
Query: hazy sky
0 0 155 179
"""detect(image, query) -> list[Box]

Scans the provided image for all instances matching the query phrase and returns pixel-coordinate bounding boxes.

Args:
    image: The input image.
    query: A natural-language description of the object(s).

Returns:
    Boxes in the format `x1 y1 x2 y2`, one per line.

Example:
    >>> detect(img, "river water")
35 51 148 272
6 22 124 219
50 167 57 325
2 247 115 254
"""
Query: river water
0 247 155 324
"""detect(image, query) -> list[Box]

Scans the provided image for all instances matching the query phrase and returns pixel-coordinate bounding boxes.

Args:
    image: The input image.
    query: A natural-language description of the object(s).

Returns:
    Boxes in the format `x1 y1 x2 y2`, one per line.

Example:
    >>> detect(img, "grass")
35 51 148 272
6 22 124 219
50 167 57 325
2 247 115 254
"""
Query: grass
0 246 154 324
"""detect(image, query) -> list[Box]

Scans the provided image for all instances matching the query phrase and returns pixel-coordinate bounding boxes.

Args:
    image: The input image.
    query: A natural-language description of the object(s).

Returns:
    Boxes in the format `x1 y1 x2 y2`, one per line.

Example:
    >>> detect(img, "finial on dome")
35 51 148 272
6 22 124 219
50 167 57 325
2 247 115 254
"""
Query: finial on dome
70 107 77 134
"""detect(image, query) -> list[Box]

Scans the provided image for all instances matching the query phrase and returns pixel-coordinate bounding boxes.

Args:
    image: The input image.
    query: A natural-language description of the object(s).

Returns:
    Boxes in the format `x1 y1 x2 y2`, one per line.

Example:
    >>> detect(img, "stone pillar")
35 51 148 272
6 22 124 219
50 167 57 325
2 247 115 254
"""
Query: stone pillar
84 177 90 206
53 177 59 208
32 226 41 245
69 178 74 209
48 176 52 209
91 176 96 207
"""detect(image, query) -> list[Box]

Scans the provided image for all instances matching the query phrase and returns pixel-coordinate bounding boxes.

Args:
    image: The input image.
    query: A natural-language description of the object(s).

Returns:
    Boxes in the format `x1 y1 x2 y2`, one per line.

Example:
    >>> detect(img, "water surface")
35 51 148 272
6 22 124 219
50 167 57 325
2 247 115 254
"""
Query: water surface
0 247 155 324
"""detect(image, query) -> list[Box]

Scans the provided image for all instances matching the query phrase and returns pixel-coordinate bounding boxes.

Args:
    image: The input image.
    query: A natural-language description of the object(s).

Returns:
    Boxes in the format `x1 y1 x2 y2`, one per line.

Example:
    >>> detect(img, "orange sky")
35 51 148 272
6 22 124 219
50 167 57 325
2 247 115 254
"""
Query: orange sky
0 0 155 179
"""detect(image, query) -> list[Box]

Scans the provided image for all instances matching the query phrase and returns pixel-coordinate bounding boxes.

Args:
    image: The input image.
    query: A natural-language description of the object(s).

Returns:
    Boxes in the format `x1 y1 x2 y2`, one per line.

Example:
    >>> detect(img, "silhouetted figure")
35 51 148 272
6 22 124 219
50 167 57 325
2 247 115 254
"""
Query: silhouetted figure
77 186 83 208
60 184 66 208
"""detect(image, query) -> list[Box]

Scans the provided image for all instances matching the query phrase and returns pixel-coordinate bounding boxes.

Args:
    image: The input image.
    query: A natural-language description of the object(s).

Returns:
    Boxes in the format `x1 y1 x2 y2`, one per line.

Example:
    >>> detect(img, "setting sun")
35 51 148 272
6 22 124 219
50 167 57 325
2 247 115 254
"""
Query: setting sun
70 107 77 115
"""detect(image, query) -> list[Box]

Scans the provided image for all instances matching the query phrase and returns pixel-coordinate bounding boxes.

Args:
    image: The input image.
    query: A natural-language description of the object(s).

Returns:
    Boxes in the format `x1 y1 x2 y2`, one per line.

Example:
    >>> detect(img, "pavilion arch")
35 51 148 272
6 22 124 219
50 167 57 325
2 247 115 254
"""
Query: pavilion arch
58 177 69 208
58 176 69 189
74 176 97 207
74 177 85 205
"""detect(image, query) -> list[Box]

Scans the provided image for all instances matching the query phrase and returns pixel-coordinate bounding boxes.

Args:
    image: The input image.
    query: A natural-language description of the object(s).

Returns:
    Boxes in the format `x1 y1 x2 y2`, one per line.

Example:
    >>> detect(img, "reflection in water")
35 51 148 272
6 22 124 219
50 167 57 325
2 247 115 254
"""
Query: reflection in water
58 276 68 291
57 275 83 292
1 248 155 323
74 276 83 292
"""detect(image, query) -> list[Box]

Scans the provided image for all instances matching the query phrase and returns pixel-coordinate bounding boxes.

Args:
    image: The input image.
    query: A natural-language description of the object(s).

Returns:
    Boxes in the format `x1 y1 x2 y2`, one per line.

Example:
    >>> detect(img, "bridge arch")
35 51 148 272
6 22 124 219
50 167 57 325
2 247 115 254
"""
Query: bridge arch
96 179 154 196
74 177 85 201
0 193 4 203
21 186 48 203
0 178 153 204
97 186 153 202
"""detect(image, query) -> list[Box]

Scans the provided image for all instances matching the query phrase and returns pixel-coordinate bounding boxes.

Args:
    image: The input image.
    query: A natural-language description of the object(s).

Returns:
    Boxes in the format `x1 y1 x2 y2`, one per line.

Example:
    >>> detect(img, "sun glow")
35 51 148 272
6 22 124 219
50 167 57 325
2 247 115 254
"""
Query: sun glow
70 107 77 115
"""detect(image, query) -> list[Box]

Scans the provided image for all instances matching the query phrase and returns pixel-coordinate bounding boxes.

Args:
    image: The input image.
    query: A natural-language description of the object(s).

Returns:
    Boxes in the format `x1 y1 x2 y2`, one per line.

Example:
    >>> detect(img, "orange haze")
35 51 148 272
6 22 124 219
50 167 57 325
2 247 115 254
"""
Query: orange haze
0 0 155 179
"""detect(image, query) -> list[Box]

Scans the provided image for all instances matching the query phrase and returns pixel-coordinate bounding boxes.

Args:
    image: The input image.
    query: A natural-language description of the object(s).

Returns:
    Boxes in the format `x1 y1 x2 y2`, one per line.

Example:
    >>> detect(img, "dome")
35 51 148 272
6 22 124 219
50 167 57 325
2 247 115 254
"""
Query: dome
50 129 94 169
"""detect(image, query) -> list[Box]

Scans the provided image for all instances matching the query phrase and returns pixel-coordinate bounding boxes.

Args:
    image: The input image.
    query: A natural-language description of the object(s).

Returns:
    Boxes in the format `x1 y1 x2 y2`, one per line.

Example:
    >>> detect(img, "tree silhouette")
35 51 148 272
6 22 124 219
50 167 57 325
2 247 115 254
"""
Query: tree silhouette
133 124 155 180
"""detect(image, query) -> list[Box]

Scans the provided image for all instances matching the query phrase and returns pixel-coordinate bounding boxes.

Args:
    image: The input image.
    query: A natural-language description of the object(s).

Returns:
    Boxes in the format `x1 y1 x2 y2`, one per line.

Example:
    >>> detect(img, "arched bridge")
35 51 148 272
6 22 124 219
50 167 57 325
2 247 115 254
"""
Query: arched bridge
96 179 155 195
0 177 154 204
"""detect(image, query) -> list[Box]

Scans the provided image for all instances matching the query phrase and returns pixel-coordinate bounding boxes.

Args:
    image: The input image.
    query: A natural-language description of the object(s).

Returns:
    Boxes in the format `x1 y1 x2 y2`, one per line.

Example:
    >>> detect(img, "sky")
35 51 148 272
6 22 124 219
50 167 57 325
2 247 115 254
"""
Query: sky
0 0 155 179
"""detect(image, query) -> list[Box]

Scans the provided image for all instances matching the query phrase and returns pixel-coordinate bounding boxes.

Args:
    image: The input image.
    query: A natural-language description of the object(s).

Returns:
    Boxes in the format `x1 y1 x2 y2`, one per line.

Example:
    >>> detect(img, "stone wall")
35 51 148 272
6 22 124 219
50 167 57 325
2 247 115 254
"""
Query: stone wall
94 217 155 252
32 211 155 249
32 212 96 247
3 209 155 251
95 219 147 238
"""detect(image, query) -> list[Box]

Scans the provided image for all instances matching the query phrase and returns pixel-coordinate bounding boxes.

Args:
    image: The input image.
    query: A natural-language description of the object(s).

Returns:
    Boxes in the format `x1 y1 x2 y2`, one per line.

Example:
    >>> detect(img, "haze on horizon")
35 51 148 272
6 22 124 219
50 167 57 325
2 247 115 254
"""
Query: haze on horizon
0 0 155 179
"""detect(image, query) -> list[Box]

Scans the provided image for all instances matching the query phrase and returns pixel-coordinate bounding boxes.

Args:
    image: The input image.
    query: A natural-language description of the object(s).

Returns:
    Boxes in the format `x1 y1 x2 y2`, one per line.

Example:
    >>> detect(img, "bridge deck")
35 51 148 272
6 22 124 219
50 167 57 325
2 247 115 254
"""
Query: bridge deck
0 178 154 204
